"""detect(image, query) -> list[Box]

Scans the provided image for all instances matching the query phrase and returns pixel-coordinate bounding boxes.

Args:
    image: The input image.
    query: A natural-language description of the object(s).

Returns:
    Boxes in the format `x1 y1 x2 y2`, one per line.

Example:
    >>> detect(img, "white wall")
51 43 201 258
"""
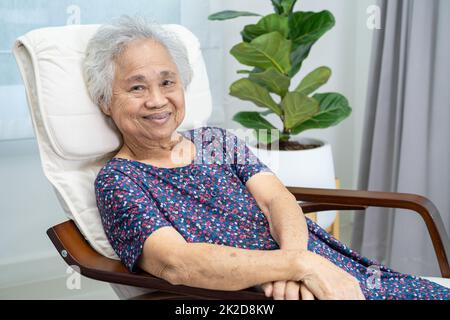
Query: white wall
0 139 69 288
180 0 227 126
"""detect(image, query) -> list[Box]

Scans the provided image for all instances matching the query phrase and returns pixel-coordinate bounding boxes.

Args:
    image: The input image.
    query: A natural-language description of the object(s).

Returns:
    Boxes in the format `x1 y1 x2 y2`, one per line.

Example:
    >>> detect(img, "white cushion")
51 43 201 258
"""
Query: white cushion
13 24 212 260
422 276 450 289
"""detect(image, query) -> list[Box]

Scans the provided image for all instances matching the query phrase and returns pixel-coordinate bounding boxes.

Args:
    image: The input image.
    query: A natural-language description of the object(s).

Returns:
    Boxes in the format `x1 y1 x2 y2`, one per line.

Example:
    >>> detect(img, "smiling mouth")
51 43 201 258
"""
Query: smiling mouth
143 112 172 120
144 112 172 126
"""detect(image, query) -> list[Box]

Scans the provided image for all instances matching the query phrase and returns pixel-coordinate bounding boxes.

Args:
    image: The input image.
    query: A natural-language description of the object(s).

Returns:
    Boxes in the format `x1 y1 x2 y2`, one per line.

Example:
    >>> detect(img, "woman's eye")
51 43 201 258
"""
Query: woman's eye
162 80 175 87
131 85 145 91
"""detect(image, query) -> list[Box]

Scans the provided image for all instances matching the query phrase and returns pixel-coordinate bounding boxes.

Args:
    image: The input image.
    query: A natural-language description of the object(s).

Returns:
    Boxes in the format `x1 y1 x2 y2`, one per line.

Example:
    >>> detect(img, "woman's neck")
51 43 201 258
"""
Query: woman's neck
118 133 184 163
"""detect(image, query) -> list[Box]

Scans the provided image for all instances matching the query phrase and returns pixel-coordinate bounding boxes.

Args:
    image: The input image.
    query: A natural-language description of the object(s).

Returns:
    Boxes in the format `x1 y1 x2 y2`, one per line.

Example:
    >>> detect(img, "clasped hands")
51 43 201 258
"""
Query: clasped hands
260 279 315 300
259 250 366 300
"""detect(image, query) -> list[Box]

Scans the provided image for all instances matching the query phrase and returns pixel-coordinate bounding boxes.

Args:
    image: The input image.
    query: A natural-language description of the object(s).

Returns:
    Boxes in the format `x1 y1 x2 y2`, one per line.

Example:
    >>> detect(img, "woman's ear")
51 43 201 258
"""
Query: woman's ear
99 100 111 116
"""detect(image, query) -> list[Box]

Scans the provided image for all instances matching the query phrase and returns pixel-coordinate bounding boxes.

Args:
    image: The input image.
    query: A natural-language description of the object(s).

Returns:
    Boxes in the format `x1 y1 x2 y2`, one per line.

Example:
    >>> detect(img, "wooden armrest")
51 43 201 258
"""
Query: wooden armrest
300 202 367 213
287 186 450 278
47 220 268 300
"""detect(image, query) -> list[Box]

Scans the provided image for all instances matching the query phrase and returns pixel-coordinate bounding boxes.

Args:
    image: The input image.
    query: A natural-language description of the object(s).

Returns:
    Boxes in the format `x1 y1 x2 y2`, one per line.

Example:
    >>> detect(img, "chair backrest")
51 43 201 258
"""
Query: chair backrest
13 24 212 260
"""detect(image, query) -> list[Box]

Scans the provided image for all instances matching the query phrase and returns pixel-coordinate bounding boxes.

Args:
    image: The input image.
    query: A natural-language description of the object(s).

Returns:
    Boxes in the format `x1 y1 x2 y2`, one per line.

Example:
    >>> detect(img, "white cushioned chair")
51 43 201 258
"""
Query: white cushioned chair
12 23 450 299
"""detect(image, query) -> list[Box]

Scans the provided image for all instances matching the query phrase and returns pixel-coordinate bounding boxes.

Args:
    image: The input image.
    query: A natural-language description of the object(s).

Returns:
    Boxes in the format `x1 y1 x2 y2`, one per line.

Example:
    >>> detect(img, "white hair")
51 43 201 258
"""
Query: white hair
83 15 193 109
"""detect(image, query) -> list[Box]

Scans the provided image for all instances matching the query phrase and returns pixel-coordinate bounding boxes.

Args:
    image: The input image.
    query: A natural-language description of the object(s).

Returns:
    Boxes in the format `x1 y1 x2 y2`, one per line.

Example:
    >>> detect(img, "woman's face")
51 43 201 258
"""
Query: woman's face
104 38 185 145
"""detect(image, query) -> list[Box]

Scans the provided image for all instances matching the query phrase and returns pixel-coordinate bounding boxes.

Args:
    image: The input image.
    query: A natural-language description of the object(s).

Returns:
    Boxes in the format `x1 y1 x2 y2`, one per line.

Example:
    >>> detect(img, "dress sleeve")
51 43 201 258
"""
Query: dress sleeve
95 170 172 273
222 128 274 184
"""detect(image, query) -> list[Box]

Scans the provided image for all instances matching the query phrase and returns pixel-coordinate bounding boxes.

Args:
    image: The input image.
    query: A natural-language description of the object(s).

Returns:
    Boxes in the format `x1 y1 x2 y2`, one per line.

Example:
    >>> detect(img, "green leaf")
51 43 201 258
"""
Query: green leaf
282 92 320 129
290 92 352 134
241 14 288 42
288 42 314 78
232 111 281 144
230 78 282 115
289 10 335 45
287 11 334 77
254 128 284 145
295 66 331 96
230 32 292 74
271 0 297 15
271 0 284 15
237 67 263 74
208 10 261 21
232 112 282 145
237 70 252 74
231 111 290 145
249 68 291 97
259 109 274 116
232 111 277 130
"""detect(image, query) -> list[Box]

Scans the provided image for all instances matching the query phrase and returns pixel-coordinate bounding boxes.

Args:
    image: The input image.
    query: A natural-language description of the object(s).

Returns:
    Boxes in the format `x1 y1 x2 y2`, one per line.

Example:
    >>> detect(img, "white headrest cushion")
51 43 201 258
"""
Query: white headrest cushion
17 24 212 160
13 23 212 260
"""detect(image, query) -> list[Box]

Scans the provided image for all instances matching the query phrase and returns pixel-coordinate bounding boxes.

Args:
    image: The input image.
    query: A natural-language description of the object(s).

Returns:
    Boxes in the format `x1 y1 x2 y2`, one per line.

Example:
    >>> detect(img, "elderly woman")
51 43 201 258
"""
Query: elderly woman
85 16 450 300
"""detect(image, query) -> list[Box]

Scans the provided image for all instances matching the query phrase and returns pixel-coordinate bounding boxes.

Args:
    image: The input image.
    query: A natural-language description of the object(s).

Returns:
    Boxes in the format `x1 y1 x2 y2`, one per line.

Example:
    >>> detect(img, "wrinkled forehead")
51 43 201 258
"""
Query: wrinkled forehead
114 38 179 80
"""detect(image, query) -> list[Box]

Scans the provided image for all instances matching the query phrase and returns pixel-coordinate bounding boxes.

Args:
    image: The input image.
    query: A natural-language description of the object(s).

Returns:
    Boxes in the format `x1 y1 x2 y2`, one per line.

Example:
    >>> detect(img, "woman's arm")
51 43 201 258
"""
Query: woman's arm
246 172 309 251
266 191 309 250
138 226 305 291
138 226 364 299
245 172 312 299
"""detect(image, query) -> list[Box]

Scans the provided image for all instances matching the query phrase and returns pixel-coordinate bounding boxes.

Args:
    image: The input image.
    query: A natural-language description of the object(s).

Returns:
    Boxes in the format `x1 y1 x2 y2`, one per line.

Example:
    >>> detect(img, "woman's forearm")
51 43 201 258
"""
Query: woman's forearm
267 192 309 251
165 243 304 291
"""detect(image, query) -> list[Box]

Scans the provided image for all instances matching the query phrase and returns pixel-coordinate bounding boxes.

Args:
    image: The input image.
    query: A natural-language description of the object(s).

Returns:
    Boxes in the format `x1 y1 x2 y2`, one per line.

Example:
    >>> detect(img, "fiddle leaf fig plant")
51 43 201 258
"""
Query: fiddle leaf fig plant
209 0 352 148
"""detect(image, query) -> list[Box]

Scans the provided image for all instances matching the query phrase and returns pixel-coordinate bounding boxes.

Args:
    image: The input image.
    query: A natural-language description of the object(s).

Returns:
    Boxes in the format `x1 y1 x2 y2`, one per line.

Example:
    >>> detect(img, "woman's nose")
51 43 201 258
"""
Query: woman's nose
144 86 168 108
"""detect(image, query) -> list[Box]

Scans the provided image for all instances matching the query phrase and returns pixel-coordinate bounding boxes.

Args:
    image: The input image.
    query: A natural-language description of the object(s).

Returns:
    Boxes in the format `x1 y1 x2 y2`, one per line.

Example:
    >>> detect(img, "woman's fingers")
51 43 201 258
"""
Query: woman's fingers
272 281 287 300
345 275 365 300
261 281 301 300
260 282 273 298
284 281 300 300
260 281 320 300
297 251 368 300
300 283 315 300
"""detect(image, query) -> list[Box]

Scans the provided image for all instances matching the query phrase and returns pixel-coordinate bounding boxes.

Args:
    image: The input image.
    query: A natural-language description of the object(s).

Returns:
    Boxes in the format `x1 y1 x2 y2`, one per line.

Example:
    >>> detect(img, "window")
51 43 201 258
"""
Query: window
0 0 225 140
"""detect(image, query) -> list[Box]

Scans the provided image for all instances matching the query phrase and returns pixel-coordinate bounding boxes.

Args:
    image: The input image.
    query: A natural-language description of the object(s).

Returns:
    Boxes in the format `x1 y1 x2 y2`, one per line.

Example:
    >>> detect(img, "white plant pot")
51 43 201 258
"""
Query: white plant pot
249 137 337 230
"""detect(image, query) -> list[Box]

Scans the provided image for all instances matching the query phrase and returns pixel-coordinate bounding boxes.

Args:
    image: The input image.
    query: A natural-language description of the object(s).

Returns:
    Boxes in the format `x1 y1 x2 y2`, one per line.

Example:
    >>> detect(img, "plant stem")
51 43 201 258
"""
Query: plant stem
281 129 290 142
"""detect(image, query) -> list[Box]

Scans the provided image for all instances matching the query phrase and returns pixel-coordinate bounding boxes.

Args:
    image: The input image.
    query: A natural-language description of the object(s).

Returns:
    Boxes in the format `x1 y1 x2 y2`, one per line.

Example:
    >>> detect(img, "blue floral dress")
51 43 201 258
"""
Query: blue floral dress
95 126 450 300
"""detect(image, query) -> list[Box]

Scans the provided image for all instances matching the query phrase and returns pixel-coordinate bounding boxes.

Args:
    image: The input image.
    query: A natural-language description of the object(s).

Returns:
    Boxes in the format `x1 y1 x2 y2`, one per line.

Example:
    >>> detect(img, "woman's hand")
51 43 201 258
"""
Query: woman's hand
260 280 315 300
296 251 366 300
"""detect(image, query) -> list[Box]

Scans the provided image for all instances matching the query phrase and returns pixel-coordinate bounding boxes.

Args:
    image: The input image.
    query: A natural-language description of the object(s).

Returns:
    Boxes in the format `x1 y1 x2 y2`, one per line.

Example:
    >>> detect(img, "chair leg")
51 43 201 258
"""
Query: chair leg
305 178 341 240
332 178 341 240
331 212 340 240
305 212 317 222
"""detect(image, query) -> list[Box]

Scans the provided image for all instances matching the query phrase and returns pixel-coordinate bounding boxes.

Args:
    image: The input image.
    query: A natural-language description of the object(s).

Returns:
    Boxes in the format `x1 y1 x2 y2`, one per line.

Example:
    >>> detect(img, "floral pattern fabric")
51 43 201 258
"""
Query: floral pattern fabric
95 126 450 300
